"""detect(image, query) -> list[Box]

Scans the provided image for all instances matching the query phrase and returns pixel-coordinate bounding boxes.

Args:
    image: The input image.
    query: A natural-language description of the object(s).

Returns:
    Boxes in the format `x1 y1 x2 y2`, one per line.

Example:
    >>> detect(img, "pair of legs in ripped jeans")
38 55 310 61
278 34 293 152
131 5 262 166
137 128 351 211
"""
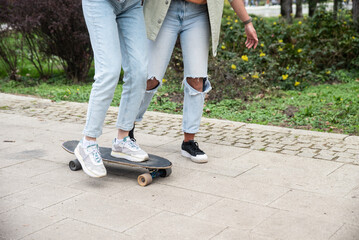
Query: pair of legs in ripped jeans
135 0 211 162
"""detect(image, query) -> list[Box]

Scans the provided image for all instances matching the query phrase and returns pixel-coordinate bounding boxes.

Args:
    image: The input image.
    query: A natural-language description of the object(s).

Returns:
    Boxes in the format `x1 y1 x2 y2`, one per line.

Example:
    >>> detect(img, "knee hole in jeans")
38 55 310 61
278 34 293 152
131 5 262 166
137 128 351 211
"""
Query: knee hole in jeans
186 77 204 92
146 77 160 91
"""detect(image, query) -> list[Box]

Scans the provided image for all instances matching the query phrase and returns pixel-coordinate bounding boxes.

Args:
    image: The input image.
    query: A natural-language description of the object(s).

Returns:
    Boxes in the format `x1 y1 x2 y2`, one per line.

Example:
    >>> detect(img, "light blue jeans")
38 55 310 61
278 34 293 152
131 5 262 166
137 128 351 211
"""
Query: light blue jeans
82 0 147 138
136 0 211 134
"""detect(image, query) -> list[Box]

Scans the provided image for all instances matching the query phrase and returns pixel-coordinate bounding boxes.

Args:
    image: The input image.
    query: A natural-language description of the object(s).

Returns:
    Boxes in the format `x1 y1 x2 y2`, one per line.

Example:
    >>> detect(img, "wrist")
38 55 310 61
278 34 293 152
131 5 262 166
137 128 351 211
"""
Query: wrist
243 17 252 25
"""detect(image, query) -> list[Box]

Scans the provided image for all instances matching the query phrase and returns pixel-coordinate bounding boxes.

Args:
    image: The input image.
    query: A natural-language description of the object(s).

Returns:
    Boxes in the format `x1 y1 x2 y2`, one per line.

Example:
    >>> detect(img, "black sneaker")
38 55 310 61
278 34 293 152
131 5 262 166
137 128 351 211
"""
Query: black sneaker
181 140 208 163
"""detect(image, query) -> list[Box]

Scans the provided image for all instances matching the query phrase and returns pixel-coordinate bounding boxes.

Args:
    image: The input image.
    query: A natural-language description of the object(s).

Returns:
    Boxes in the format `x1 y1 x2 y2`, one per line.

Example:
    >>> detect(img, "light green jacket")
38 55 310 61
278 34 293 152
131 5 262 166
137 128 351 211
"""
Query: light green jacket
143 0 233 56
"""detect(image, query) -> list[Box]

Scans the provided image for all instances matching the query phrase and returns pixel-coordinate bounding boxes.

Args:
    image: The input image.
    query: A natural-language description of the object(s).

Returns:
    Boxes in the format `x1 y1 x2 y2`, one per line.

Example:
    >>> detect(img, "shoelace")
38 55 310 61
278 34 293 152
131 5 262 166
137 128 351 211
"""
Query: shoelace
88 144 102 163
126 139 140 150
191 141 205 154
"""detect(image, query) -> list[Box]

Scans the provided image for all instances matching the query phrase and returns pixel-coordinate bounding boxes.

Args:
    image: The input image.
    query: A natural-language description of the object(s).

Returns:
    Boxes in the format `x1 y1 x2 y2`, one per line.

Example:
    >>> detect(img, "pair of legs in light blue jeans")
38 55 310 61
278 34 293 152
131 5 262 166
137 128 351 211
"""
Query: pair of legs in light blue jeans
82 0 147 137
76 0 149 178
136 0 211 134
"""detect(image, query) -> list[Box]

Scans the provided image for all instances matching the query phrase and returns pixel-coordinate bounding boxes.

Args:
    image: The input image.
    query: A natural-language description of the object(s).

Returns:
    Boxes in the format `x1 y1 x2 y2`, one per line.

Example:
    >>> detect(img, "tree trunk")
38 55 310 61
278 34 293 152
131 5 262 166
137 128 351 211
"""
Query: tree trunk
281 0 293 22
295 0 303 18
333 0 339 20
354 0 359 31
308 0 317 17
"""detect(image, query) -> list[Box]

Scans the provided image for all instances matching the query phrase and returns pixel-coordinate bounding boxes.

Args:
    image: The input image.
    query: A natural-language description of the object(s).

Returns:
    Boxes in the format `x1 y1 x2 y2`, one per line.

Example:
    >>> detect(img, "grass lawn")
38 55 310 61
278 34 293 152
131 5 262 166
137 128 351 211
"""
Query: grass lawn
1 73 358 135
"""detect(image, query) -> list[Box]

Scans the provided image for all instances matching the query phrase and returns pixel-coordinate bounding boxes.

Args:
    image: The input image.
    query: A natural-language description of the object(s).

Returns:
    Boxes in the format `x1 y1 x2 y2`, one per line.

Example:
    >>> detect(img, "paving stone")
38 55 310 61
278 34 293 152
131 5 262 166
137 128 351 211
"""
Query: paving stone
1 159 62 178
166 151 257 177
236 151 353 196
194 198 277 230
113 184 221 216
336 157 359 165
0 198 23 214
329 224 359 240
68 173 143 197
233 142 250 148
346 148 359 154
44 192 160 233
22 218 134 240
336 152 356 158
283 145 303 151
270 190 359 225
264 147 281 153
211 228 275 240
4 183 83 210
297 151 316 158
280 149 299 156
125 211 225 239
0 170 41 198
253 210 342 240
163 170 289 206
344 136 359 145
0 205 64 240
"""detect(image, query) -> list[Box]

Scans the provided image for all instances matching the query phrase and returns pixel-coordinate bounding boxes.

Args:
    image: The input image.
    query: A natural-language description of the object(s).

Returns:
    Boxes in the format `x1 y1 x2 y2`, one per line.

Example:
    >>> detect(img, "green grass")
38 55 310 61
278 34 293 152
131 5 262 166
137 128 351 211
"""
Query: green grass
1 74 358 135
203 80 359 135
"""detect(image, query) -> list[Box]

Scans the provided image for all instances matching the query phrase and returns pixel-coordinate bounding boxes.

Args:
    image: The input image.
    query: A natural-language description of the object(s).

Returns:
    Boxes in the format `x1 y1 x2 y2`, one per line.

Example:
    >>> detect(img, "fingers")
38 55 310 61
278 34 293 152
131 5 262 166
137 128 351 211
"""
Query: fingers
245 38 258 49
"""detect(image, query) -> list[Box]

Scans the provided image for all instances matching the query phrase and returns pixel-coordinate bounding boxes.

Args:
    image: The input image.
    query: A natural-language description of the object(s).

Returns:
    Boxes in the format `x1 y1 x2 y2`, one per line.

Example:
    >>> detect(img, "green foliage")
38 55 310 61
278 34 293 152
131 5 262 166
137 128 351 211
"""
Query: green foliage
214 6 359 98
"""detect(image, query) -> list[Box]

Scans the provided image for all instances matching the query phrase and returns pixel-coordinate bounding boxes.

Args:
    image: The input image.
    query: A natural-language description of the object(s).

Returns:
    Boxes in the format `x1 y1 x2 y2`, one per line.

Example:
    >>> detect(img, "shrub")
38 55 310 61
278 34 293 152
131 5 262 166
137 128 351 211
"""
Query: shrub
1 0 93 82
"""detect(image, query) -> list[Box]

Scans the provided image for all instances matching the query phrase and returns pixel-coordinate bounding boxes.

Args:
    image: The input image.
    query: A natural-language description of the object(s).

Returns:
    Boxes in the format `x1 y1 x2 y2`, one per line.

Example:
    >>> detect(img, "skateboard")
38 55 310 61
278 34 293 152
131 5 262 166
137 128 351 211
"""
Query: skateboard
62 140 172 187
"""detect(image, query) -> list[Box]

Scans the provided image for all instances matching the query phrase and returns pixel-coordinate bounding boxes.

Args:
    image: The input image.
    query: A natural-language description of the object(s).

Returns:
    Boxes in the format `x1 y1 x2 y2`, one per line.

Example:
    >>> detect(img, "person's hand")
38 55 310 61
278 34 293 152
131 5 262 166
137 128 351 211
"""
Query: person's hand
244 23 258 49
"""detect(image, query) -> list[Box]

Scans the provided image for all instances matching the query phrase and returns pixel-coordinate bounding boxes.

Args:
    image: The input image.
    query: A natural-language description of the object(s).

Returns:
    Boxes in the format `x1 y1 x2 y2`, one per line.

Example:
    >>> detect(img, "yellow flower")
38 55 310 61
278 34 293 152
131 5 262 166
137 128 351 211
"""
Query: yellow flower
278 39 283 43
241 55 249 61
162 78 167 83
294 81 300 86
231 64 237 70
221 45 226 50
262 71 265 74
297 49 302 53
230 26 233 30
339 9 342 12
352 36 355 40
242 76 246 80
286 66 289 70
252 74 259 79
260 43 264 47
298 21 302 25
77 88 79 91
326 71 331 74
273 22 277 25
227 22 231 25
344 21 347 25
282 74 288 80
235 19 238 23
260 52 266 57
254 17 258 21
278 47 283 52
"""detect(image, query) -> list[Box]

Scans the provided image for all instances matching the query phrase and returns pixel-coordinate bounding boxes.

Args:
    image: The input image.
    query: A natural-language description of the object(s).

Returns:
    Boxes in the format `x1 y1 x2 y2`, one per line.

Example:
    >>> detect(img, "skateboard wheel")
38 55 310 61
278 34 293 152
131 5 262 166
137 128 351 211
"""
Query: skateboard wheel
137 173 152 187
159 168 172 177
69 159 82 171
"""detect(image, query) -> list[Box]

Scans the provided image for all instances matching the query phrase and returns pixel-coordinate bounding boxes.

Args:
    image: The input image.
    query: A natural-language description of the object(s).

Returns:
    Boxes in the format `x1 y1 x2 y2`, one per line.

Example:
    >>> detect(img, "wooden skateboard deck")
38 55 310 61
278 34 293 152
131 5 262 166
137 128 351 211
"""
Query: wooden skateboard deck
62 140 172 186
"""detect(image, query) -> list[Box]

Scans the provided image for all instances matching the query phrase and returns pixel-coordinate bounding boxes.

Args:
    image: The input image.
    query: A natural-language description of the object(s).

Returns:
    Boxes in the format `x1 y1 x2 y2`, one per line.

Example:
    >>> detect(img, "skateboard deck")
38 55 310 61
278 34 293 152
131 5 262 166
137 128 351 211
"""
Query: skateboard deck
62 140 172 186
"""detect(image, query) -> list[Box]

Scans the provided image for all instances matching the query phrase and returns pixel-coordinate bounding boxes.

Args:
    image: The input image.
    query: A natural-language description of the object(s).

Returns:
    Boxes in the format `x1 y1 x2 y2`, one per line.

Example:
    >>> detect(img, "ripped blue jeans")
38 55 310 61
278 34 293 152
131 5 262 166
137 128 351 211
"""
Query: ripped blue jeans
136 0 211 134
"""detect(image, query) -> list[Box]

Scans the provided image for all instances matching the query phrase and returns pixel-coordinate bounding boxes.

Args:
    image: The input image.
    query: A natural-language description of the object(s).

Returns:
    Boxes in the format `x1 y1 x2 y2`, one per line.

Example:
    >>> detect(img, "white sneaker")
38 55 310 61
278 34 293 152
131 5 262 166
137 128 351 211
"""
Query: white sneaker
111 136 149 162
74 141 107 178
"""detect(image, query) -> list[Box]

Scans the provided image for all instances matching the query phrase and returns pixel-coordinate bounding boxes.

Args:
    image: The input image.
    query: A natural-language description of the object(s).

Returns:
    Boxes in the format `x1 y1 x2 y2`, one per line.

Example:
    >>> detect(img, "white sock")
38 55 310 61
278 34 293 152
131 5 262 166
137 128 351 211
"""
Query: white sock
82 137 96 148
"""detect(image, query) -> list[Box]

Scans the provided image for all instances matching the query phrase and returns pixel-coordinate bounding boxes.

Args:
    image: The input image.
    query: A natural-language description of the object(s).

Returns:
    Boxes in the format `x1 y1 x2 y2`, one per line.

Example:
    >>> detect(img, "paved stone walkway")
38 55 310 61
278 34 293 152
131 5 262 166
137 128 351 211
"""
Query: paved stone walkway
1 93 359 240
1 93 358 165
